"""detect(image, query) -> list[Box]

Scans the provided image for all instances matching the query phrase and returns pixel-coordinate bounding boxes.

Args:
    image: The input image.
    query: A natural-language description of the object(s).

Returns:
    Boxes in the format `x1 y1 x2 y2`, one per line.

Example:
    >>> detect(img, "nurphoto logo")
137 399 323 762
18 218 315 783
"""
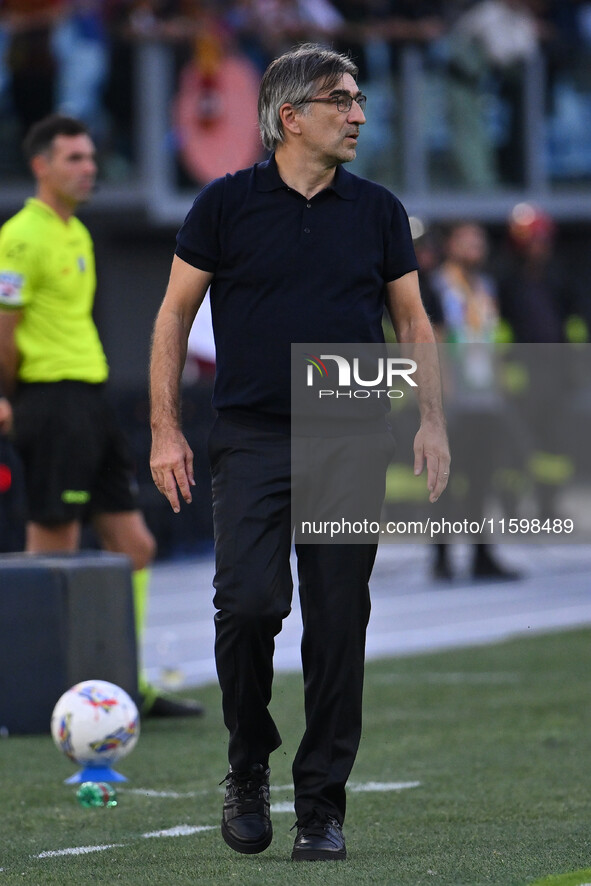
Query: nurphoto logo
304 352 417 399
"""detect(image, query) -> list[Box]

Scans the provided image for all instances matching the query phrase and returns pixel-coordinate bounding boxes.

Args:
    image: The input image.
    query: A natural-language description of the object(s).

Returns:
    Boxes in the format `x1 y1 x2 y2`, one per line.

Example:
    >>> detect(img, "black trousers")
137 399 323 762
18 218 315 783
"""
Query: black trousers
208 414 390 824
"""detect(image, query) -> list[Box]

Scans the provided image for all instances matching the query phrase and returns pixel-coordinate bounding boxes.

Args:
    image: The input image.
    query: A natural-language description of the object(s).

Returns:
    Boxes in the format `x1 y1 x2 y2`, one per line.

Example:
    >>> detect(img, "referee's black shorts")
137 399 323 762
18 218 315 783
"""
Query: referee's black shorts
13 381 138 525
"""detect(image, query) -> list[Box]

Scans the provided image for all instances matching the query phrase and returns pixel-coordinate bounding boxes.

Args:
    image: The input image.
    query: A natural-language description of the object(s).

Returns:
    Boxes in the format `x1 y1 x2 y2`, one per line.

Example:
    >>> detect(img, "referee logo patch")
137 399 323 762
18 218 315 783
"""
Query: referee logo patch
0 271 24 305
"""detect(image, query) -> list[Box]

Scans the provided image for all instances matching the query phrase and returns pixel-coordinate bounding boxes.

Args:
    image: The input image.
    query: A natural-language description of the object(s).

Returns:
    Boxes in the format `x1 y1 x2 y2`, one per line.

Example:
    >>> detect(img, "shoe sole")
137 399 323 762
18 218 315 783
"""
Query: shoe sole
221 820 273 855
291 848 347 861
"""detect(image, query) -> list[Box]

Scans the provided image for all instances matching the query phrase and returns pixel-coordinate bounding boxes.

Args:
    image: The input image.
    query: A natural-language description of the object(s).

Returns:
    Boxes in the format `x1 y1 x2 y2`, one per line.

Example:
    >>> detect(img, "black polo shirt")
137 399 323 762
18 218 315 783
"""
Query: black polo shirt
176 154 417 421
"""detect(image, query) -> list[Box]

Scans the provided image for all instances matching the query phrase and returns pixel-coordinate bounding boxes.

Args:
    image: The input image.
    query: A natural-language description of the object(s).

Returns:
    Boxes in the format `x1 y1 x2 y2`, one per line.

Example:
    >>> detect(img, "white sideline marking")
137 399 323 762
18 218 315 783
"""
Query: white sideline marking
350 781 421 792
30 780 419 865
33 826 216 863
270 802 294 814
142 825 216 839
273 781 420 793
374 672 520 685
126 788 204 799
130 781 421 799
36 845 123 859
271 780 421 811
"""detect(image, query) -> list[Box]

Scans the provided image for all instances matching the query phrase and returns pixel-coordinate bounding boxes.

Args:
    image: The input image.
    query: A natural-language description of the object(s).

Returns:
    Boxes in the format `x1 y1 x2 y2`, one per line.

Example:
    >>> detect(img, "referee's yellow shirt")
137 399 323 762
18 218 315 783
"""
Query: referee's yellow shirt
0 198 108 383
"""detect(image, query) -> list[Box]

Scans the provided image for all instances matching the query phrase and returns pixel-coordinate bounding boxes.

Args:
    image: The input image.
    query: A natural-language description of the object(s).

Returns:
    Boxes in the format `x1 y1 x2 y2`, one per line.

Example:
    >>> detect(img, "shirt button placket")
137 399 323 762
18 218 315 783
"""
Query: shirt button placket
304 202 312 235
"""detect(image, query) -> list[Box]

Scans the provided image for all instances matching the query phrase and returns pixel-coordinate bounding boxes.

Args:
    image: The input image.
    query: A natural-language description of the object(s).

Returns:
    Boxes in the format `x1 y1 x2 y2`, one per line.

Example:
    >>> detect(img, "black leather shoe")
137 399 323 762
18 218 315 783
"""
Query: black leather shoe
141 693 205 718
291 815 346 861
221 764 272 854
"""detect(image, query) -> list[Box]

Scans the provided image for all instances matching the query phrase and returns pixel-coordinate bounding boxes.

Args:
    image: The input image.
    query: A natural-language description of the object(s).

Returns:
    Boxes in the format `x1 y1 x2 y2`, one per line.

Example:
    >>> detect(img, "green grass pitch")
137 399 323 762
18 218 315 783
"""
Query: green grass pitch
2 628 591 885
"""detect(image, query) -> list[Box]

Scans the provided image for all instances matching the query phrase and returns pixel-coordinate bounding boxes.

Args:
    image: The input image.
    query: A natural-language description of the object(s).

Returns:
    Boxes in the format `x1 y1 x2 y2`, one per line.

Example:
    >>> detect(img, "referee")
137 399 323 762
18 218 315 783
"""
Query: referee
0 114 202 718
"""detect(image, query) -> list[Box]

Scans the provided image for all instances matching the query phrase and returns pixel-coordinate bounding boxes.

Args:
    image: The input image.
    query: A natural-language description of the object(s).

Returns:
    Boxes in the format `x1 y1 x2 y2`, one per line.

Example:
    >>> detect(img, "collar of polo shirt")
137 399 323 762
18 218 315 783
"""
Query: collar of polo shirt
255 154 358 201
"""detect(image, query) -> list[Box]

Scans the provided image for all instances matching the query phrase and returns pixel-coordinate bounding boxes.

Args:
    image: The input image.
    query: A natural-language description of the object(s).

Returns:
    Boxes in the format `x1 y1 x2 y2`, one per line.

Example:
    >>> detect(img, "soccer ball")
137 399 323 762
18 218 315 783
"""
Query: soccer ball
50 679 140 767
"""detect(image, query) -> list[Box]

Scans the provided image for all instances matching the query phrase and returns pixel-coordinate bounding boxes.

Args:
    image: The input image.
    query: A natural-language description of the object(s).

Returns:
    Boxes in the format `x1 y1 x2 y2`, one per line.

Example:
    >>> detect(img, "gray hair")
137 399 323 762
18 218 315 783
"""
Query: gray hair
258 43 359 153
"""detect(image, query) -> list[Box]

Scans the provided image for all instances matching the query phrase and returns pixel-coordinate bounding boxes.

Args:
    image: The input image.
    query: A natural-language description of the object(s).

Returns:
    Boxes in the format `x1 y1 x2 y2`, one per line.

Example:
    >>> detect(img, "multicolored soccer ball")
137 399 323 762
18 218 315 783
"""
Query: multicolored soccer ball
50 680 140 766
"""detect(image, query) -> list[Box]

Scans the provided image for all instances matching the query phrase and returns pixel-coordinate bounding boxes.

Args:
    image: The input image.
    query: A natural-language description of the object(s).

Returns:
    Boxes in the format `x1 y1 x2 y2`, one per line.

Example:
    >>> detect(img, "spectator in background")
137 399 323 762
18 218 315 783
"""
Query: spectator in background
121 0 215 42
332 0 446 82
332 1 446 185
101 0 186 173
230 0 346 73
496 202 577 342
384 215 444 333
446 0 542 188
495 202 584 519
409 217 445 329
429 220 521 580
431 220 498 343
533 0 591 81
0 0 64 143
101 1 143 170
53 0 110 141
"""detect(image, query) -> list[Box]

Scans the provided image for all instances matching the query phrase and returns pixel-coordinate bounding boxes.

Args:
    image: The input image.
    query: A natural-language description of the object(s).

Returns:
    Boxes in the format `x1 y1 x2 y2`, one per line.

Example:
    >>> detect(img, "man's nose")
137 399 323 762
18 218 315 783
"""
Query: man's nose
348 100 366 124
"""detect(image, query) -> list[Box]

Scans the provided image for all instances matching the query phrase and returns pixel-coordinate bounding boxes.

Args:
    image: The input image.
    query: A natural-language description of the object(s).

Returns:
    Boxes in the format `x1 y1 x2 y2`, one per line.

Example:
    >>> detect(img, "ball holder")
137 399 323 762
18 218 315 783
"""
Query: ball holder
65 764 128 784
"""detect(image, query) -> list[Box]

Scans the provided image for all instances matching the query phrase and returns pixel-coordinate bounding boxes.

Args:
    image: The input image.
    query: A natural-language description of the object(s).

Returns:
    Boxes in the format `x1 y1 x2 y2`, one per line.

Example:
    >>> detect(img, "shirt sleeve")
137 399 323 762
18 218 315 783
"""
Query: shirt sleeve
0 231 37 310
384 196 419 282
175 177 224 273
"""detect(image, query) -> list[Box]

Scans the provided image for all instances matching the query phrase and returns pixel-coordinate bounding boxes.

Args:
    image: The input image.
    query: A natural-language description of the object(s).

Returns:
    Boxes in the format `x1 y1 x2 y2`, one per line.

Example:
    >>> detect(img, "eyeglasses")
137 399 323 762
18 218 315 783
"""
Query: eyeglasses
300 93 367 114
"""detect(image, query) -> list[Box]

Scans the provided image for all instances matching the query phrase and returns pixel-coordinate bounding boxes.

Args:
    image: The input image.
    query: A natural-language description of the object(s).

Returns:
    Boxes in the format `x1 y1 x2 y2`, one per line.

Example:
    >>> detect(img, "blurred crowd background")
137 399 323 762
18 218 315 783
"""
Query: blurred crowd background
1 1 591 190
1 0 591 559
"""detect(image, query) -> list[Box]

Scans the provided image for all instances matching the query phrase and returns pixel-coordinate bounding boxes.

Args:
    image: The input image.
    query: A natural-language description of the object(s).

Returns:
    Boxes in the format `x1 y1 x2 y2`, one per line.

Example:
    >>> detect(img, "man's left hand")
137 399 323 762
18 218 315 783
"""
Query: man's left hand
413 417 450 503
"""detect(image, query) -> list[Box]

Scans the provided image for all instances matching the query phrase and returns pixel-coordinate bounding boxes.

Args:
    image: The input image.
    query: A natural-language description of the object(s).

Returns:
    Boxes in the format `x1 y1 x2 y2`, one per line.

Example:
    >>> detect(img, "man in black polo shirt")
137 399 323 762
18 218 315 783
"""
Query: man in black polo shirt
150 43 449 862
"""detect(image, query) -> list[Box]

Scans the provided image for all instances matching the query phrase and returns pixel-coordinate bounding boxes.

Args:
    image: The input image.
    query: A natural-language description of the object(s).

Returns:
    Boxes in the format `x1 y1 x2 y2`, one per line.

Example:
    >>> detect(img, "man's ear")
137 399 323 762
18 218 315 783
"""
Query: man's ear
279 103 302 138
30 154 48 180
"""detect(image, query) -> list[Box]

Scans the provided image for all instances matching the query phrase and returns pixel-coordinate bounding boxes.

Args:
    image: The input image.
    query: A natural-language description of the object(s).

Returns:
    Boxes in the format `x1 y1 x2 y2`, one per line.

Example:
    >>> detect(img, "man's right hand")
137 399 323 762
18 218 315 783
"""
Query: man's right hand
0 397 13 435
150 427 195 514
